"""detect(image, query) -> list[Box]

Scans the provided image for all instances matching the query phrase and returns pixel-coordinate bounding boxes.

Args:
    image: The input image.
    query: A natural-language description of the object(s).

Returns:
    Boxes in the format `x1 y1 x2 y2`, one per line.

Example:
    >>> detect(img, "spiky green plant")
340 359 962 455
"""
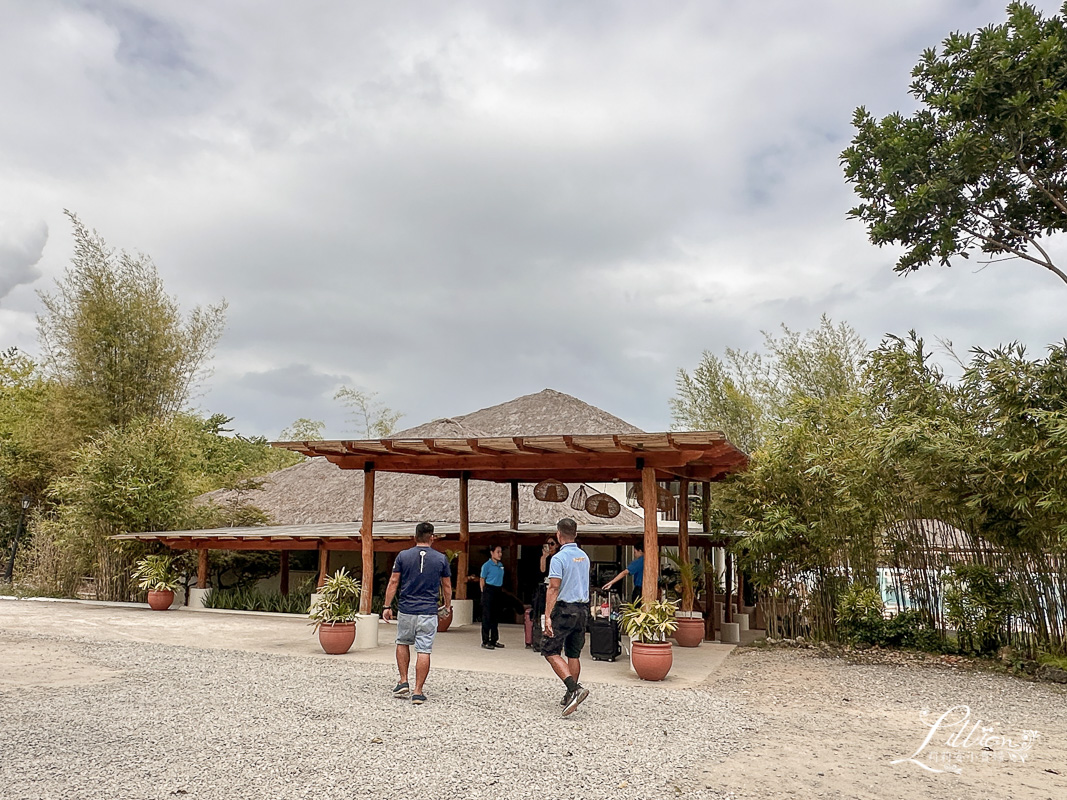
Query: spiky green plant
132 554 180 592
308 567 362 632
620 598 678 644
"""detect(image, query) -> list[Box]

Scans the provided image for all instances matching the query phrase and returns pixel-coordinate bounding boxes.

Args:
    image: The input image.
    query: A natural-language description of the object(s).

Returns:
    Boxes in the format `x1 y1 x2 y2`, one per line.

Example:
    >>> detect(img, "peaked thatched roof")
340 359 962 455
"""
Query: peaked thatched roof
200 389 645 527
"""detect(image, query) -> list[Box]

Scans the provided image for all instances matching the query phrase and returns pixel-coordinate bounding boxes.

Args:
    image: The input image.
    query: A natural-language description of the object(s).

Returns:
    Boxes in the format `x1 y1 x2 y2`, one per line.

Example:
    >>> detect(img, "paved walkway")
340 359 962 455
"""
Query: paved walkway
0 596 754 688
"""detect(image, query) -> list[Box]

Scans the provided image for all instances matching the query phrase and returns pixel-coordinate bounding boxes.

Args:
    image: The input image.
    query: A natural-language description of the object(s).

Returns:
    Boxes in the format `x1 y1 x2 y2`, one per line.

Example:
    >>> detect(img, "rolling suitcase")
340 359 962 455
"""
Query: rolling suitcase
588 588 622 661
589 618 621 661
524 607 534 648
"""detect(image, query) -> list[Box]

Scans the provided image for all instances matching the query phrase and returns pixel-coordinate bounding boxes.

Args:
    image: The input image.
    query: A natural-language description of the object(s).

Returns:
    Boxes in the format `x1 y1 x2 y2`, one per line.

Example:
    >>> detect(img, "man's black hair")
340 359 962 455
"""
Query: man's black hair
556 517 577 540
415 521 434 542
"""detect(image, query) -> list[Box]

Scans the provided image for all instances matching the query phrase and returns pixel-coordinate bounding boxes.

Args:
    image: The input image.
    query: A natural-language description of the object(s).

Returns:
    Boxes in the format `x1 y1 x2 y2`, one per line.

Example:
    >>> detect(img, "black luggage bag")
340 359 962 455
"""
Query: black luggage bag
589 617 621 662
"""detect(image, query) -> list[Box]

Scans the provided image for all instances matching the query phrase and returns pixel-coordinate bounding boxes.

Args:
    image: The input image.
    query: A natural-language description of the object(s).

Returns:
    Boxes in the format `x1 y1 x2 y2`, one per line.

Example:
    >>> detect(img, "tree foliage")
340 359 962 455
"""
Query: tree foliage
670 316 866 453
37 211 227 430
334 386 402 438
843 2 1067 285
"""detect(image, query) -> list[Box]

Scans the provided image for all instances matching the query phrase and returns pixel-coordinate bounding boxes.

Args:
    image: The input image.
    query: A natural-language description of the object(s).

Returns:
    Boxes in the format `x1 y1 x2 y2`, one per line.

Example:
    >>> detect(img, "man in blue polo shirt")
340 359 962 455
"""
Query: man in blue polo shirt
542 517 591 717
382 522 452 705
479 544 505 650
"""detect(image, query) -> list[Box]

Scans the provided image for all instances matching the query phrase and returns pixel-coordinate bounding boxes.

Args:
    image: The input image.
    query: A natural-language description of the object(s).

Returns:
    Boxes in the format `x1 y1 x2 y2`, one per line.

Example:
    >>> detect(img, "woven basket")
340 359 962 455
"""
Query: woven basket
657 485 675 514
569 485 589 512
625 483 641 508
533 478 569 503
585 493 621 519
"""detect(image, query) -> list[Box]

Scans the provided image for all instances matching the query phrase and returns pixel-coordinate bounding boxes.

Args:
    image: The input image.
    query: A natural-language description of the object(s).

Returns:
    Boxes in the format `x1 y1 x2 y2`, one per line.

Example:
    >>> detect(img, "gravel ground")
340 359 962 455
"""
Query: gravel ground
700 646 1067 800
0 631 756 800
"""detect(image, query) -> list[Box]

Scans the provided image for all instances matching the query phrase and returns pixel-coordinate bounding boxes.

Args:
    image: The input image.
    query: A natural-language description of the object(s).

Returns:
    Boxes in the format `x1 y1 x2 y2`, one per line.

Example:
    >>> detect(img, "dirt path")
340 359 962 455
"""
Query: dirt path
690 646 1067 800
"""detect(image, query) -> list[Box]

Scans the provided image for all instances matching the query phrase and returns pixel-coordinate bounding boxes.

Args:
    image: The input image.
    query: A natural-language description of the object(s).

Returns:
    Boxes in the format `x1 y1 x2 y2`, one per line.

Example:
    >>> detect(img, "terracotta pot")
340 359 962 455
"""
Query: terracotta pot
631 641 673 681
437 608 453 632
318 621 356 654
674 617 705 647
147 590 174 611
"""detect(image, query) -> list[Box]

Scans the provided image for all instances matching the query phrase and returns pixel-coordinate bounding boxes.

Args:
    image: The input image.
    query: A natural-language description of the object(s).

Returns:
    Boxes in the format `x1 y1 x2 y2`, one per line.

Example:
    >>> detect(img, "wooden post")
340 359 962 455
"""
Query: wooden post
197 548 209 589
360 463 376 615
317 542 328 589
703 544 716 640
641 464 660 606
724 549 734 624
508 480 520 598
678 478 692 612
457 471 470 601
279 550 290 596
509 480 520 530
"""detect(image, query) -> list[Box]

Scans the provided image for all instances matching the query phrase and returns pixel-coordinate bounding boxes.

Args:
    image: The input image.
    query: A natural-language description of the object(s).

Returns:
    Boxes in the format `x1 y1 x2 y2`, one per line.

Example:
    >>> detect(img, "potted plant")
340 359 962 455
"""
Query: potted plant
133 554 181 610
620 598 678 681
664 552 704 647
308 567 362 654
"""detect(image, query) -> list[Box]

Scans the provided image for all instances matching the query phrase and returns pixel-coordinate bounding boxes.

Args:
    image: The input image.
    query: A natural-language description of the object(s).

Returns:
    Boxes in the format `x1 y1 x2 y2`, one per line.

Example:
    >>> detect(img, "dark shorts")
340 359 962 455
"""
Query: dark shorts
542 601 588 659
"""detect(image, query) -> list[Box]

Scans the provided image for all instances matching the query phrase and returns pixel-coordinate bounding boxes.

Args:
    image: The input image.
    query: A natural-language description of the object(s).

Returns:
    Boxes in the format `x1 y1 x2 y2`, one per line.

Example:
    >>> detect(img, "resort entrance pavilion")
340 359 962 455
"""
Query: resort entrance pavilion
118 429 748 645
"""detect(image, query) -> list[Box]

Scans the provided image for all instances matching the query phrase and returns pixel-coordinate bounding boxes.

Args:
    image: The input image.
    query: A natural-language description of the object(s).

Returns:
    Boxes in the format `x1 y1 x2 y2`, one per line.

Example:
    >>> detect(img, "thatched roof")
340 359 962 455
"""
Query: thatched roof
200 389 646 527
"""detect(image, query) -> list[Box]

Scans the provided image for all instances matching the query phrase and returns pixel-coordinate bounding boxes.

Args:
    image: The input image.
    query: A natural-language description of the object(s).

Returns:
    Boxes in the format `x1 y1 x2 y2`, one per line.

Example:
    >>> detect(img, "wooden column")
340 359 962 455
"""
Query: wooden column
508 480 520 596
641 464 660 606
724 549 734 623
360 463 376 615
197 548 209 589
702 481 714 640
509 480 520 530
678 478 692 611
279 550 290 596
457 471 470 600
317 542 329 589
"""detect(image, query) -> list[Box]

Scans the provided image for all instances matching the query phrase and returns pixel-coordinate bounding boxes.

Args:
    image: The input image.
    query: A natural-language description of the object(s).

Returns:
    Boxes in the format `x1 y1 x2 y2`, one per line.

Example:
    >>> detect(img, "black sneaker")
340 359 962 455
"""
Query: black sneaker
481 643 495 649
560 689 574 708
562 685 589 717
492 642 505 648
391 681 410 698
411 693 427 705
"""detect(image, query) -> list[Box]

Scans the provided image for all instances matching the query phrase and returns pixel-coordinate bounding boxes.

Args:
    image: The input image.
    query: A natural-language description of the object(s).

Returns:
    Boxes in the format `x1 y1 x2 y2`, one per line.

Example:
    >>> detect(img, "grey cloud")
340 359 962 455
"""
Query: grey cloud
0 221 48 300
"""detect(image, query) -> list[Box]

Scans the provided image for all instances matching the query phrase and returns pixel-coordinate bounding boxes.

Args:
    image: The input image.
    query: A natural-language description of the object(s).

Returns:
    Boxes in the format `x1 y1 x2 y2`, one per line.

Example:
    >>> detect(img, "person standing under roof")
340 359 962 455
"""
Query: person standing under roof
602 544 644 604
383 522 452 705
479 544 505 650
542 517 591 717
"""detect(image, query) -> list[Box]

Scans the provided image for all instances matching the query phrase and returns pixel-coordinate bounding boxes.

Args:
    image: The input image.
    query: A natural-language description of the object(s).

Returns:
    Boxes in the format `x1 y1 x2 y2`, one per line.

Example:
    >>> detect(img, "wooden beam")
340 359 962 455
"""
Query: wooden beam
641 465 660 606
457 471 470 600
197 549 209 589
280 550 290 596
678 478 692 612
360 465 376 615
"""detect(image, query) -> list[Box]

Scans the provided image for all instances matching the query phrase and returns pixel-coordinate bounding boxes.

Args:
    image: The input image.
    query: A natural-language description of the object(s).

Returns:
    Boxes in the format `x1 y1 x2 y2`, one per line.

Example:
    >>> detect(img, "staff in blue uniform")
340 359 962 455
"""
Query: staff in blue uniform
542 518 591 717
602 544 644 603
479 544 505 649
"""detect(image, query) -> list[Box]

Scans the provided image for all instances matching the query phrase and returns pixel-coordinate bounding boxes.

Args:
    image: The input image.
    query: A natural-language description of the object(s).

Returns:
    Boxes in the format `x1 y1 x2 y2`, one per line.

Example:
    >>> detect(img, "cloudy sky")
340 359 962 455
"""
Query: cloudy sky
1 1 1065 439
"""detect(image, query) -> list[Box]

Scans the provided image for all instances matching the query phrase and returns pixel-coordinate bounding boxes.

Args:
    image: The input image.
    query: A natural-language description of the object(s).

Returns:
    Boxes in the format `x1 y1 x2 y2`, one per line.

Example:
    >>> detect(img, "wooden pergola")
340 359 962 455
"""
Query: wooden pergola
266 431 749 614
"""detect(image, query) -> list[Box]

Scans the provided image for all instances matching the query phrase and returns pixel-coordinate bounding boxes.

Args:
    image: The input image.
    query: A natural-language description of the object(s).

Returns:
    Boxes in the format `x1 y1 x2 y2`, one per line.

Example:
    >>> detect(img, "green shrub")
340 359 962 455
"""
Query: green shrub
943 564 1011 655
202 586 311 614
836 584 885 644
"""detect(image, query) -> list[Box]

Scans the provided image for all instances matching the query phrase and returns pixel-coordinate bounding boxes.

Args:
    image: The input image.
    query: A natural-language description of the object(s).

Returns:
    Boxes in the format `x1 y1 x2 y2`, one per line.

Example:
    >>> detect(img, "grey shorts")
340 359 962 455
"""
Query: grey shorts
396 612 438 654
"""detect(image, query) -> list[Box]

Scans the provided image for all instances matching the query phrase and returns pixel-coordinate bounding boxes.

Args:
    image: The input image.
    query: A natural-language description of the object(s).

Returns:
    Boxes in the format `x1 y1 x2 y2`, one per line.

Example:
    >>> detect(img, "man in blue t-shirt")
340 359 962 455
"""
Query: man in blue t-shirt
383 522 452 705
602 545 644 604
479 544 505 649
542 517 592 717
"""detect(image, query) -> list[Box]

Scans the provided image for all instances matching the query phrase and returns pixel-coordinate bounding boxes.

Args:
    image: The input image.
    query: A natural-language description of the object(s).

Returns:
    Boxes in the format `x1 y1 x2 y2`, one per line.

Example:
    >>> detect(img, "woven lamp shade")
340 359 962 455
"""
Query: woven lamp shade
657 485 675 514
533 478 569 503
625 483 641 508
569 485 589 512
585 493 621 519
